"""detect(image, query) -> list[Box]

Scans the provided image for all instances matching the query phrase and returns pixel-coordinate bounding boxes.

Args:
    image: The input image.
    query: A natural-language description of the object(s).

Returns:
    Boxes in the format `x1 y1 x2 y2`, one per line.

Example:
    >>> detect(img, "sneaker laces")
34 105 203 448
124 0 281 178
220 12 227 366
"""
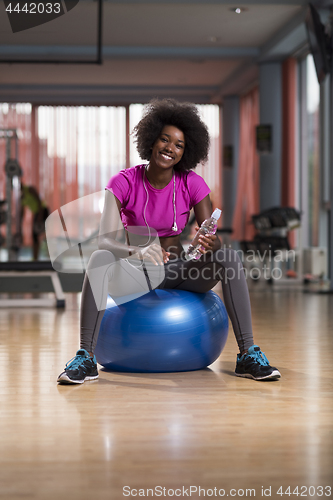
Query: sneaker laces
65 350 90 370
247 347 270 366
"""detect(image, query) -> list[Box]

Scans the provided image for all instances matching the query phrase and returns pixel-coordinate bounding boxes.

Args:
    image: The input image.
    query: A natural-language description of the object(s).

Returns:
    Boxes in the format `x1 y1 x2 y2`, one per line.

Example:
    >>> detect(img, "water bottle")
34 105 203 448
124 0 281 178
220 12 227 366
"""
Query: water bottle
185 208 222 261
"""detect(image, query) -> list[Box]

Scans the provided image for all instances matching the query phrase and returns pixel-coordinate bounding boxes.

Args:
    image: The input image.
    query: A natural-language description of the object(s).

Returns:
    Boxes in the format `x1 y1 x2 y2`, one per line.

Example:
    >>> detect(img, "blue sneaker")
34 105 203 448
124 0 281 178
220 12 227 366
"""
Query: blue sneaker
57 349 99 384
235 345 281 381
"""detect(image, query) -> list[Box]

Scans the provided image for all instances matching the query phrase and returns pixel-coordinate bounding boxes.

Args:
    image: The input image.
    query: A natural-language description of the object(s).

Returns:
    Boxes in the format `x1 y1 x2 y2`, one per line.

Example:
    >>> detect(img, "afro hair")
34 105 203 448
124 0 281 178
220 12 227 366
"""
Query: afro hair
132 99 210 172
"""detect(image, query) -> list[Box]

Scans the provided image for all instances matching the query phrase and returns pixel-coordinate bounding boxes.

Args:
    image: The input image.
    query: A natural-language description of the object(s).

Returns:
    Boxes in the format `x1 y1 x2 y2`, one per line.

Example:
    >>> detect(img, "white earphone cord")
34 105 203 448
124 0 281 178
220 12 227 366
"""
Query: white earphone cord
142 165 152 247
172 174 177 232
126 165 178 270
143 164 178 243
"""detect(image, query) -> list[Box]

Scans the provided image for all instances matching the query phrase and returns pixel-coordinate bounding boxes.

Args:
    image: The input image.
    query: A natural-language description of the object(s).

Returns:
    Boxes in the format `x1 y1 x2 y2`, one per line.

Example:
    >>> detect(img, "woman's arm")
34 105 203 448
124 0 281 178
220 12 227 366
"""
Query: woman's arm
98 190 168 265
98 190 138 258
29 186 42 211
193 195 222 254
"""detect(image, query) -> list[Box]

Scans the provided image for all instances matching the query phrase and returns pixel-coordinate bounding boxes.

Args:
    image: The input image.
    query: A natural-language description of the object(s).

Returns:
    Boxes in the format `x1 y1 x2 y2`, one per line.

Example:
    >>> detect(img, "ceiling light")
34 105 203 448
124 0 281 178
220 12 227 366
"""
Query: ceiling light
230 7 246 14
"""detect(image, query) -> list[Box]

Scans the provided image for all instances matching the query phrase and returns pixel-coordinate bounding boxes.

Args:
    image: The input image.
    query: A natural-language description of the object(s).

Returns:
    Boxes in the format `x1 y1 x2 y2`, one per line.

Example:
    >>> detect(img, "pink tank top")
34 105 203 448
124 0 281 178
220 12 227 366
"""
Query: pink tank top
106 164 211 237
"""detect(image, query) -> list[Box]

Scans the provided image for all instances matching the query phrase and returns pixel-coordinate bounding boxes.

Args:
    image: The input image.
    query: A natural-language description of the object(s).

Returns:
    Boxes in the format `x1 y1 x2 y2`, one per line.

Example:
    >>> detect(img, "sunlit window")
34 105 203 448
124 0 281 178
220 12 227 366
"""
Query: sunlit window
38 106 127 201
306 54 320 246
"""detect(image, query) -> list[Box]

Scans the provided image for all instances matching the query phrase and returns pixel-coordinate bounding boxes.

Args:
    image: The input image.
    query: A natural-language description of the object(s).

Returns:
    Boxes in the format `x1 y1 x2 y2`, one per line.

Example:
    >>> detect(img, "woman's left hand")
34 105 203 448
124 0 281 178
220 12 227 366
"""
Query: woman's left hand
194 225 217 255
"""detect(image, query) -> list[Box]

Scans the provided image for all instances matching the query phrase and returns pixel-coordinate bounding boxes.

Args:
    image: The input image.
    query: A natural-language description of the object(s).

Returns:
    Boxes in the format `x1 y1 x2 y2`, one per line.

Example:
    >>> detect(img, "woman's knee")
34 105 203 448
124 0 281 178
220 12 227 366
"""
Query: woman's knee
213 248 243 267
87 249 117 270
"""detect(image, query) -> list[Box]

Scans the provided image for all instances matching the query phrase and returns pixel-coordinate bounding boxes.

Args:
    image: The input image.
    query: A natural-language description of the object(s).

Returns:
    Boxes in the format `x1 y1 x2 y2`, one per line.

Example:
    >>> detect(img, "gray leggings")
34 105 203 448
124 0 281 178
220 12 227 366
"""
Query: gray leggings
80 248 254 354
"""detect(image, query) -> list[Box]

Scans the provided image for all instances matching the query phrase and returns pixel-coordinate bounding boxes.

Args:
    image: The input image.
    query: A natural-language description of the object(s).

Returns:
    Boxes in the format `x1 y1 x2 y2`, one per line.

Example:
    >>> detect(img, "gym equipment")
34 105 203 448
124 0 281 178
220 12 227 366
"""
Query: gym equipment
95 289 229 373
247 206 301 255
0 128 23 260
0 261 65 308
11 232 23 251
240 206 302 284
4 158 23 178
0 200 7 227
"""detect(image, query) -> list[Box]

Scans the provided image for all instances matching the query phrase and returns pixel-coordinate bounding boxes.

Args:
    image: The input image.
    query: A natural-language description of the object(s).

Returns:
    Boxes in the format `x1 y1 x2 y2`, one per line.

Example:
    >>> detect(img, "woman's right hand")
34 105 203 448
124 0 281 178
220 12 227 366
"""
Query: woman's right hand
138 244 170 266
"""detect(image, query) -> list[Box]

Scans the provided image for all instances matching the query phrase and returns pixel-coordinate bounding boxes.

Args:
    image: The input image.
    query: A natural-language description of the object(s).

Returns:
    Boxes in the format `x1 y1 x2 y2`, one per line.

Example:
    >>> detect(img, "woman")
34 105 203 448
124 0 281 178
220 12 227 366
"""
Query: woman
57 99 281 384
21 183 50 260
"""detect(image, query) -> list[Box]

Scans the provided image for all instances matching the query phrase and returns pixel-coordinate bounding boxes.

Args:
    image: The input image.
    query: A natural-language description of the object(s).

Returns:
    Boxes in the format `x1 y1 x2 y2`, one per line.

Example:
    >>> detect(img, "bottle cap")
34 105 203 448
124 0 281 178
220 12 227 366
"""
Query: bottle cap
211 208 222 221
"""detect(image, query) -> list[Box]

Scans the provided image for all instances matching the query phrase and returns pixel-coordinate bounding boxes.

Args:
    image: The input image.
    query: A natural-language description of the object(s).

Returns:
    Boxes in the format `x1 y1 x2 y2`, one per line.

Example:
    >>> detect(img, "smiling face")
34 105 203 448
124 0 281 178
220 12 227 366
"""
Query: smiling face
150 125 185 170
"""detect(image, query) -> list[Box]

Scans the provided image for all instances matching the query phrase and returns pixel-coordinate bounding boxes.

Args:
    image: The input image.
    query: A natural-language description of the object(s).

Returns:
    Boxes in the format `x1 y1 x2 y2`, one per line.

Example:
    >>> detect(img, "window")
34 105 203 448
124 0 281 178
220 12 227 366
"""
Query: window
306 54 320 246
0 103 221 249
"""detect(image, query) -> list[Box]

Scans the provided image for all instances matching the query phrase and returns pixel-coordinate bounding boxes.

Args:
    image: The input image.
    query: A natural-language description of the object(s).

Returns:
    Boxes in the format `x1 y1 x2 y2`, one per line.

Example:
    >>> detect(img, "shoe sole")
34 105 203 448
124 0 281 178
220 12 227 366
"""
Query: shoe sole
235 369 281 381
57 374 99 385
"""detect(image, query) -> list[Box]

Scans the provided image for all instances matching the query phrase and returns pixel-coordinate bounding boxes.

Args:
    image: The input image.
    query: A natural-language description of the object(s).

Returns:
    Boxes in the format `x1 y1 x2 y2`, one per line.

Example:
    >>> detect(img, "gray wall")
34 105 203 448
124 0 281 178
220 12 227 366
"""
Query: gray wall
259 62 282 211
222 96 240 229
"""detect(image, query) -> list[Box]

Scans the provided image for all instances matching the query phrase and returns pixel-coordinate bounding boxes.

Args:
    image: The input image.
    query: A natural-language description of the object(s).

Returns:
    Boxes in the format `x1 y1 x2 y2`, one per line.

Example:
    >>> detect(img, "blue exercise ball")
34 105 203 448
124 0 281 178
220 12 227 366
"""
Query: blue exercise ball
95 289 229 373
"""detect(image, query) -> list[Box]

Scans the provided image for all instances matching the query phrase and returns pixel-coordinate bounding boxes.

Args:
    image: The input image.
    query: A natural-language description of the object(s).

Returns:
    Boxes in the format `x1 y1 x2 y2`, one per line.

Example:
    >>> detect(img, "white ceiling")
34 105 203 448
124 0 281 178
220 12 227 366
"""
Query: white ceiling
0 0 325 104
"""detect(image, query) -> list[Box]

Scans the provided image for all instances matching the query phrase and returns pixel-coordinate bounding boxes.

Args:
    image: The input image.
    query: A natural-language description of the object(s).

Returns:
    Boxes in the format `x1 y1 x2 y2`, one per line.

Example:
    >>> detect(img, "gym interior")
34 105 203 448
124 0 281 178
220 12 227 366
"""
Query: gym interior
0 1 332 499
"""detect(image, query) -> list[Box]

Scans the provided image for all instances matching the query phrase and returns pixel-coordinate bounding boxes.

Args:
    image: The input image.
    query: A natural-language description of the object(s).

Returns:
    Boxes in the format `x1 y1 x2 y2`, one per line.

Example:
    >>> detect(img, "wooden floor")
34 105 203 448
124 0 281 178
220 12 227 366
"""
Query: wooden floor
0 283 332 499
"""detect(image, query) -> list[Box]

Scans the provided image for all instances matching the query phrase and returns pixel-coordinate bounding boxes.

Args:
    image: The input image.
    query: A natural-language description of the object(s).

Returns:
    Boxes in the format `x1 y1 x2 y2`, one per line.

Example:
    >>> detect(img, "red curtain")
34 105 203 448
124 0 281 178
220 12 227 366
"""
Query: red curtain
0 105 127 247
231 87 260 241
0 104 34 245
